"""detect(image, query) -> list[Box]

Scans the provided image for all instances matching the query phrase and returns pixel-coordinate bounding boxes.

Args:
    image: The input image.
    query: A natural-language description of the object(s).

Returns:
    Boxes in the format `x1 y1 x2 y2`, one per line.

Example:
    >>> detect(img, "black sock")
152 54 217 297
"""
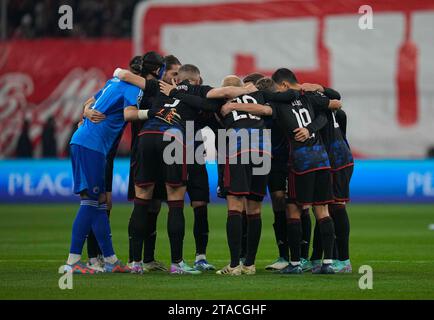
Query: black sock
330 204 350 260
240 210 247 259
193 205 209 256
167 200 185 264
310 222 322 261
128 198 150 262
318 216 336 261
273 210 289 260
287 218 302 263
245 213 262 266
227 210 242 267
143 210 159 263
87 230 102 259
300 208 311 259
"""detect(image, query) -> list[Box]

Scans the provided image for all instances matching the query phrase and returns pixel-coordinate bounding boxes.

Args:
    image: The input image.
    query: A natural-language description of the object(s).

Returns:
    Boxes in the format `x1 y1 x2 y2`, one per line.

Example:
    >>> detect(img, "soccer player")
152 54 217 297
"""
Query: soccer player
215 75 304 275
123 52 176 273
121 63 253 274
64 63 152 274
297 85 353 273
223 69 341 274
116 60 219 272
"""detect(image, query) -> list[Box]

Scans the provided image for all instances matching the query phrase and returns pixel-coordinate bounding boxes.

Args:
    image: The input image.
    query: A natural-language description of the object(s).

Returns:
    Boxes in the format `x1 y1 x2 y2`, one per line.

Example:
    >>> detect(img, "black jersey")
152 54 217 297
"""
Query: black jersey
319 109 353 170
272 91 331 174
222 91 267 129
140 79 214 133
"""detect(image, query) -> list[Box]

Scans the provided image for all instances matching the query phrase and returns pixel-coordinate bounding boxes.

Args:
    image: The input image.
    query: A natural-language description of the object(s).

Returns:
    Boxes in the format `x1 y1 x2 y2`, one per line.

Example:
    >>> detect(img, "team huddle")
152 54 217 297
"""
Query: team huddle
63 51 354 276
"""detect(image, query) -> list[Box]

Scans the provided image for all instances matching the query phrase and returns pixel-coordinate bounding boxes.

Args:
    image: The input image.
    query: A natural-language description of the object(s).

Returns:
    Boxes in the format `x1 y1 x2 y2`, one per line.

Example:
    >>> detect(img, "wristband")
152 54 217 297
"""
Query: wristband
138 109 149 120
113 68 122 78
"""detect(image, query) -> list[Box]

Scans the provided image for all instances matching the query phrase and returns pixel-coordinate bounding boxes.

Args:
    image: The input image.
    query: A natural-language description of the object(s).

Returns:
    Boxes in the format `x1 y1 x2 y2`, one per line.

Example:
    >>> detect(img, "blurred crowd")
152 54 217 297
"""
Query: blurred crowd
7 0 141 39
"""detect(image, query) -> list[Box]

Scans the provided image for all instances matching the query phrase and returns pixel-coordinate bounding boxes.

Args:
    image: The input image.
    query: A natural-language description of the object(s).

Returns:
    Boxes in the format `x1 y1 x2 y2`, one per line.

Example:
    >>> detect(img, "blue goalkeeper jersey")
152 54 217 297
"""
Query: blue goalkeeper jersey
70 77 142 156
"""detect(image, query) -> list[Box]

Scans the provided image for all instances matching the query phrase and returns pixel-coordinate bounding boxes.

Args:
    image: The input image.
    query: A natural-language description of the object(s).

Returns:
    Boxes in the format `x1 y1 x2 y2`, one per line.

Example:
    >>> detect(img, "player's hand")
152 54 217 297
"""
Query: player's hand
153 107 182 125
220 102 236 117
294 127 310 142
159 79 177 96
301 83 324 92
84 108 106 123
244 82 258 94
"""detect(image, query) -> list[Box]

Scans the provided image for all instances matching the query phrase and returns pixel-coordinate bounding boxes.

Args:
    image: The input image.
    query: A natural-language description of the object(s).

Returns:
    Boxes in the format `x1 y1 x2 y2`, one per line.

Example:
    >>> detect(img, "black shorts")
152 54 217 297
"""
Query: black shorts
287 169 333 206
187 162 210 203
128 140 168 201
267 157 288 193
224 153 270 202
331 165 354 202
135 132 187 188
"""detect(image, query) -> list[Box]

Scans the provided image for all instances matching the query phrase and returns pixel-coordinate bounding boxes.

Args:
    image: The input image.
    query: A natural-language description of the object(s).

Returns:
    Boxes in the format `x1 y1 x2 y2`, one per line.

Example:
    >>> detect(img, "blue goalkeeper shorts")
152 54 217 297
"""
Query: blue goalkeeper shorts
70 144 106 200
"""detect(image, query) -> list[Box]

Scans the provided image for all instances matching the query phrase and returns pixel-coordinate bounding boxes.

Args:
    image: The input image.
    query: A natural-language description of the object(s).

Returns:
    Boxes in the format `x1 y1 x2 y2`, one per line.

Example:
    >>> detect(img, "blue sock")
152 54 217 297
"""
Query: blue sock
69 200 99 254
91 203 115 258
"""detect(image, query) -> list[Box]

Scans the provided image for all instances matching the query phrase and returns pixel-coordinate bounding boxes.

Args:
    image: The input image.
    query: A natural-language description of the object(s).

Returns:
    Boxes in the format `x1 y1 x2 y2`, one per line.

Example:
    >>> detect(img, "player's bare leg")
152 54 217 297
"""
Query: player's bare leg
216 195 243 275
166 185 201 275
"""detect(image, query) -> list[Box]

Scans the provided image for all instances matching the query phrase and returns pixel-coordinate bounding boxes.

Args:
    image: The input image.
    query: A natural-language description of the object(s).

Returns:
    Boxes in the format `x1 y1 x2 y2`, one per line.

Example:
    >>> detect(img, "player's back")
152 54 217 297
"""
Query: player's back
222 91 267 129
320 109 353 170
71 78 141 156
272 91 331 173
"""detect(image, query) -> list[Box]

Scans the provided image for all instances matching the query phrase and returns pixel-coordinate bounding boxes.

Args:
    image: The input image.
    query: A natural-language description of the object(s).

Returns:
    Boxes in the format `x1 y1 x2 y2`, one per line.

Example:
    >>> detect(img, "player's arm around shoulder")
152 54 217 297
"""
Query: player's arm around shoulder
220 101 272 117
206 82 258 99
113 68 146 90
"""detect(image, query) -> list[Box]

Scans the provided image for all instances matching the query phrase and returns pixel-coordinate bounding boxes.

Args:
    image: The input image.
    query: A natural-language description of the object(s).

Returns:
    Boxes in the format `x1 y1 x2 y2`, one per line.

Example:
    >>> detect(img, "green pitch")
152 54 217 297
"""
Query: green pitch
0 203 433 300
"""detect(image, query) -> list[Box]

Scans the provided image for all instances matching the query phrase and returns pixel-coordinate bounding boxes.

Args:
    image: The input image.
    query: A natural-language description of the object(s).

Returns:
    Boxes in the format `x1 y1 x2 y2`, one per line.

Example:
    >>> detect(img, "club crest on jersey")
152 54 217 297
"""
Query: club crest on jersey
291 100 303 107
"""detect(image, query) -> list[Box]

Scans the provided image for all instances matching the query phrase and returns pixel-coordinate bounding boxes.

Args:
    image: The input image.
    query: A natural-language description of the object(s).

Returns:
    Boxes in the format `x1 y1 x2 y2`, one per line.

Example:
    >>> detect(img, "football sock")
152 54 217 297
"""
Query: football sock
300 208 311 259
287 218 302 263
86 230 101 259
240 210 248 259
143 209 159 263
330 204 350 260
273 210 289 260
244 213 262 267
310 222 323 260
91 203 115 258
167 200 185 264
227 210 242 268
318 216 336 261
104 255 118 264
67 253 81 265
193 205 209 256
128 198 150 262
195 254 206 263
69 200 97 256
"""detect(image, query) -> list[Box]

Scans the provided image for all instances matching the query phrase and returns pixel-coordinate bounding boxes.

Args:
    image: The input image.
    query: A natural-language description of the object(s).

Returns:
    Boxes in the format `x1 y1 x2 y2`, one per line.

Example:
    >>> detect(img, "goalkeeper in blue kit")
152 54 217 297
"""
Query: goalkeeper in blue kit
63 71 152 274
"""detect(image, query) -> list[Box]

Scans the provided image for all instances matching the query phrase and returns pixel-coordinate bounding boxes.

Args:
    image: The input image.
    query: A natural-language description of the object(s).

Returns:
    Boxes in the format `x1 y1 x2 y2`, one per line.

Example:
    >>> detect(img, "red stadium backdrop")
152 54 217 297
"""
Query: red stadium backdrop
1 0 434 158
134 0 434 158
0 40 133 158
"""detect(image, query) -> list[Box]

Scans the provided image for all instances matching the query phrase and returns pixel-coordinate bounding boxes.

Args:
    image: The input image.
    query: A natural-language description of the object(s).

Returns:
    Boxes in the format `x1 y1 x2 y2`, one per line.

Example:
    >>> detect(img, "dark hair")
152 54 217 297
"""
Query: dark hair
141 51 164 77
129 56 143 75
271 68 298 85
243 73 265 85
164 55 181 70
256 77 276 92
178 64 200 75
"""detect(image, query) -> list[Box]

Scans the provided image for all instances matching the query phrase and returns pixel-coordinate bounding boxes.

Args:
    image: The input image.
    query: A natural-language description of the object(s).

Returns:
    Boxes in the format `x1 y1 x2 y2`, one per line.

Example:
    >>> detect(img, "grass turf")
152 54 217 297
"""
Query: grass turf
0 203 433 300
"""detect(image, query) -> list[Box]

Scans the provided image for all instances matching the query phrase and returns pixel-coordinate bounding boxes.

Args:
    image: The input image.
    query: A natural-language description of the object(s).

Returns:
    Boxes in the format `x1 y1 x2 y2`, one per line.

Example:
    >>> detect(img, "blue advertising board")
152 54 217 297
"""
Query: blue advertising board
0 159 433 203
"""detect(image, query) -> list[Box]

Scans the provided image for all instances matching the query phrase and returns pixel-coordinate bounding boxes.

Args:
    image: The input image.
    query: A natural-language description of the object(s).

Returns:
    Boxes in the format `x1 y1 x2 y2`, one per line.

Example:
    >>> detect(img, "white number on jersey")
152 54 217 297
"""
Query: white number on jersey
231 95 261 121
